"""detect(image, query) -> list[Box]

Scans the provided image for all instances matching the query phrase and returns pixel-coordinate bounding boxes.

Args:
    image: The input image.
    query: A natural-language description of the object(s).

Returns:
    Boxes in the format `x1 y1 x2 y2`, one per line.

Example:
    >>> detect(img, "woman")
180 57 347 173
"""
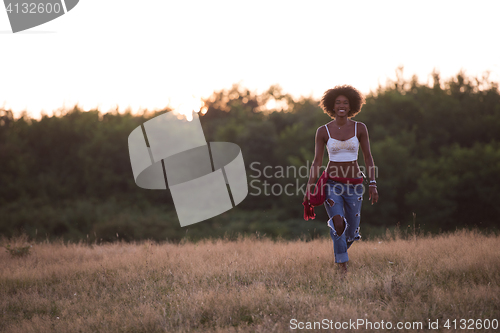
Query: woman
303 85 378 273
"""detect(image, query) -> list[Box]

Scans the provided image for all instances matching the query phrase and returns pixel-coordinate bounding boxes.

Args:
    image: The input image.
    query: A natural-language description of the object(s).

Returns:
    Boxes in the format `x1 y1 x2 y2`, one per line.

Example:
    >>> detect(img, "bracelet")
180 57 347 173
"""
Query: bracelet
369 184 377 187
369 180 377 184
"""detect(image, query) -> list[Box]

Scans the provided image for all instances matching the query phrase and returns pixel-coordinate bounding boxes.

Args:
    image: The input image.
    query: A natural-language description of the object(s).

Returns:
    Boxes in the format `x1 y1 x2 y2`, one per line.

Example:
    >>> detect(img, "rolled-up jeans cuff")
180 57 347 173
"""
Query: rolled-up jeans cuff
335 252 349 264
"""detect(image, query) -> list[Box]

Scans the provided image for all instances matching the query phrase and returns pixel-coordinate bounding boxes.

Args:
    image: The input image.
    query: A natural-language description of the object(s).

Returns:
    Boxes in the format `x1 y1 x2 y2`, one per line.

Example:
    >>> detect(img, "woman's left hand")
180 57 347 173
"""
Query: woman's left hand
369 186 379 205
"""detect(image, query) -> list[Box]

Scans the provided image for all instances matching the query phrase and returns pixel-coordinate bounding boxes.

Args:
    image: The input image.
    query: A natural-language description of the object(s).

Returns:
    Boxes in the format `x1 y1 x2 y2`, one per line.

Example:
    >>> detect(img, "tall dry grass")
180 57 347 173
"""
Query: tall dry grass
1 230 499 332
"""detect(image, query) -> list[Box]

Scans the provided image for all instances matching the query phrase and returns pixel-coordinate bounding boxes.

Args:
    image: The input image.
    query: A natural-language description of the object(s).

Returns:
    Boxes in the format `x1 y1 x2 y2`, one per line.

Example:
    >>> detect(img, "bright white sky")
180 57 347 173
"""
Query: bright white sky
1 0 499 119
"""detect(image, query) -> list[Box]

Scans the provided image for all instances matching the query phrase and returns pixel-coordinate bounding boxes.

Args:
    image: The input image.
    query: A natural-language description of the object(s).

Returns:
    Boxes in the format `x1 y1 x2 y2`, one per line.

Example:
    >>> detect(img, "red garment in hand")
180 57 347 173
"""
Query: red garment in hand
302 173 363 220
302 171 329 220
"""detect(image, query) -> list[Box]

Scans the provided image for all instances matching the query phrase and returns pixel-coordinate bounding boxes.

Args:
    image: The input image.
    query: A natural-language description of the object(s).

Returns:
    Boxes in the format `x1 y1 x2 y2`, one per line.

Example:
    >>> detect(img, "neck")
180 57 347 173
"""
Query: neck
336 117 348 126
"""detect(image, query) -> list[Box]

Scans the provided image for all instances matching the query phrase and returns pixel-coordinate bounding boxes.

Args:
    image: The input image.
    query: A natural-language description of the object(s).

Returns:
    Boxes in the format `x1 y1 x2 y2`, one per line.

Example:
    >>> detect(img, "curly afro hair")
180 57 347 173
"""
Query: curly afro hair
319 85 366 119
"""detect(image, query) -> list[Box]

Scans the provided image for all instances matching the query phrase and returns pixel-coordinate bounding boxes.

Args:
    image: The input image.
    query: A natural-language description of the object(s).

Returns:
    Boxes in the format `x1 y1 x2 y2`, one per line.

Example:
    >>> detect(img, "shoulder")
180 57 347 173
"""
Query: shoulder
315 123 330 140
316 123 330 135
354 121 368 133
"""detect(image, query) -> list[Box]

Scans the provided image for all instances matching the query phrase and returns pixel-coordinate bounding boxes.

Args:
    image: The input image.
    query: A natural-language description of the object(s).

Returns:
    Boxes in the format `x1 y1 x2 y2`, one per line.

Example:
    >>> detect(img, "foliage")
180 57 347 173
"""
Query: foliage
2 234 32 257
1 69 499 241
4 244 31 257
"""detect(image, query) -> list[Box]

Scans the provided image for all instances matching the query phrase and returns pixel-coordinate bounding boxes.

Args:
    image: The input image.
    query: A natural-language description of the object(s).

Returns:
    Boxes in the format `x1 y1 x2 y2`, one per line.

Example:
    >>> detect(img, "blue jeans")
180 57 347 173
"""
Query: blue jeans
324 179 364 263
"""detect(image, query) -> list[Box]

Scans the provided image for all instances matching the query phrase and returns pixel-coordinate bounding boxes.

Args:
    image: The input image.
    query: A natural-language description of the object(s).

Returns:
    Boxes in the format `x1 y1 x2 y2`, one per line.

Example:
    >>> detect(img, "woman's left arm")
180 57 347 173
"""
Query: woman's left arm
358 122 379 205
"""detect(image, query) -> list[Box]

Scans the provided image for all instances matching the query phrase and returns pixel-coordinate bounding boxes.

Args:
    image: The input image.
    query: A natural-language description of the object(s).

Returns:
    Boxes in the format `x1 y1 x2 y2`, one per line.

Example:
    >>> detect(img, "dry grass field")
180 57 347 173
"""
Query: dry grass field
1 229 499 332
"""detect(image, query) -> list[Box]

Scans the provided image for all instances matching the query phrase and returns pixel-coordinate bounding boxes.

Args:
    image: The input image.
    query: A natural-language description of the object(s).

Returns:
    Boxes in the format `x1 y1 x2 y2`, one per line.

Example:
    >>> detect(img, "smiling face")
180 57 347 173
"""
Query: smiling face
334 95 350 118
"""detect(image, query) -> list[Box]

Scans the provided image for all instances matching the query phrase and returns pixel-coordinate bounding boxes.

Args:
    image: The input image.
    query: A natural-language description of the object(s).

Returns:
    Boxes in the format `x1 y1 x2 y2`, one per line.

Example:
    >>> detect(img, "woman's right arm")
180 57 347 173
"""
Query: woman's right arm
303 126 326 201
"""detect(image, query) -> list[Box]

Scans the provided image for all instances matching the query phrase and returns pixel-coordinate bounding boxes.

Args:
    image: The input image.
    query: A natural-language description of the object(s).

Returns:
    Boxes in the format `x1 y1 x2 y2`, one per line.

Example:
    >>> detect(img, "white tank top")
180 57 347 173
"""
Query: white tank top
325 122 359 162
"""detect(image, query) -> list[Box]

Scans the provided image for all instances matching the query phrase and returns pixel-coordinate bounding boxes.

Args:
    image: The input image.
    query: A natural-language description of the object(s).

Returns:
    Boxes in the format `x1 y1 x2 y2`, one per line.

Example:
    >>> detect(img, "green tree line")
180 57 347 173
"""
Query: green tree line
1 69 499 242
